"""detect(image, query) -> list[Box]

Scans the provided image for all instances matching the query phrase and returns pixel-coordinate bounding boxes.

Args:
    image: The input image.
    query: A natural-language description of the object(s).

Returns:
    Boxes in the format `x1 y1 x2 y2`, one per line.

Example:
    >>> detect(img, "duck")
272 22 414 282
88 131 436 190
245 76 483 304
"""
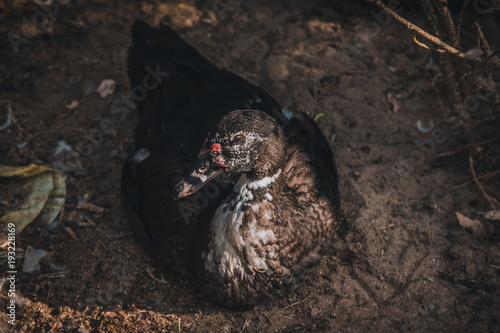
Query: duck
121 20 341 309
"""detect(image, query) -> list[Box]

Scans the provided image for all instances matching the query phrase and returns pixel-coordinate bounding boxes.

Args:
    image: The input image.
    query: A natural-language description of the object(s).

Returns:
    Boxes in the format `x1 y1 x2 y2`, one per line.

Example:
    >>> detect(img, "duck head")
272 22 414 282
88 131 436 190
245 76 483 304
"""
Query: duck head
173 110 287 200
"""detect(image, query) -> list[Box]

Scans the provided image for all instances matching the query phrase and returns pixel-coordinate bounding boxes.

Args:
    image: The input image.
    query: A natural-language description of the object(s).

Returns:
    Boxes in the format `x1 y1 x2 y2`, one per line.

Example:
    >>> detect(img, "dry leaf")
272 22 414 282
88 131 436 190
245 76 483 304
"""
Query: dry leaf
387 91 404 113
456 212 494 237
0 164 66 236
96 79 116 98
65 100 79 109
484 210 500 221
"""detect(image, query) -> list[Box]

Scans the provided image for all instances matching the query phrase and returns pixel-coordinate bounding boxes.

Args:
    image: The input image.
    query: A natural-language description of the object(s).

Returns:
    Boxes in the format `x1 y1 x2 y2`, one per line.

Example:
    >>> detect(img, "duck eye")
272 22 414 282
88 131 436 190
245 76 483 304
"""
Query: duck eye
231 134 244 145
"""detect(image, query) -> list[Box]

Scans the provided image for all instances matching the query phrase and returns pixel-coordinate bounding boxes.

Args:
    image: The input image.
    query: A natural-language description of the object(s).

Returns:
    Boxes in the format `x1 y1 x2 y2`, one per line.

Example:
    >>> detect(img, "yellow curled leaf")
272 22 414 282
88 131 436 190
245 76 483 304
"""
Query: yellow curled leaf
314 113 325 122
0 164 66 239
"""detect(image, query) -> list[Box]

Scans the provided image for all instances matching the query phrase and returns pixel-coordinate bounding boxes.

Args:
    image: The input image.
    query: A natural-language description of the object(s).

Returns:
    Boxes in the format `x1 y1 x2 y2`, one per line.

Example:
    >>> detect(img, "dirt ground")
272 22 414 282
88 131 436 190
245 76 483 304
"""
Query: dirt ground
1 0 499 332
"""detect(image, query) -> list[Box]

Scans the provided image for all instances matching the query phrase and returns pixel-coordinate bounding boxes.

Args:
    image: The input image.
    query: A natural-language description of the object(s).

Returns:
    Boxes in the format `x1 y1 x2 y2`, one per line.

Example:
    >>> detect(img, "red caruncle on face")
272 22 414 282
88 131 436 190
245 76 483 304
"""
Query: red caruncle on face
210 143 221 155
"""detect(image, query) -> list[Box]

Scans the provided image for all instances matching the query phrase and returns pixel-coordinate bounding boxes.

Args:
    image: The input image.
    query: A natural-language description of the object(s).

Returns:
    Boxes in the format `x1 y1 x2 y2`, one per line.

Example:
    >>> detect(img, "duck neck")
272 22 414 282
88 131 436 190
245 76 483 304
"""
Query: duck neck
231 167 284 207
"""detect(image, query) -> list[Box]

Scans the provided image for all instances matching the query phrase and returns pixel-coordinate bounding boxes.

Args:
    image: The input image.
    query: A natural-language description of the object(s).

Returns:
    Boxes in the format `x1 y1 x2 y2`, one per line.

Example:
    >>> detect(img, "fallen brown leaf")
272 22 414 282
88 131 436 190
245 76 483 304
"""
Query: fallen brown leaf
456 212 495 237
96 79 116 98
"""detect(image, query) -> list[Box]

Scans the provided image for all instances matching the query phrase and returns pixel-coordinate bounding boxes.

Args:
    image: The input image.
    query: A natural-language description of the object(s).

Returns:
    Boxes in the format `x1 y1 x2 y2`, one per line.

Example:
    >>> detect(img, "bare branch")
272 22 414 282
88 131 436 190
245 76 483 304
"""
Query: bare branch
456 0 470 42
367 0 500 69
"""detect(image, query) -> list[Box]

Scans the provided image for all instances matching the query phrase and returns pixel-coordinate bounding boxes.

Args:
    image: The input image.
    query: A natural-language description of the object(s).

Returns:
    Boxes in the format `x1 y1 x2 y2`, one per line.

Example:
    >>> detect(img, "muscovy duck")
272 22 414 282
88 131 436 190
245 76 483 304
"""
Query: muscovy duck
121 20 340 309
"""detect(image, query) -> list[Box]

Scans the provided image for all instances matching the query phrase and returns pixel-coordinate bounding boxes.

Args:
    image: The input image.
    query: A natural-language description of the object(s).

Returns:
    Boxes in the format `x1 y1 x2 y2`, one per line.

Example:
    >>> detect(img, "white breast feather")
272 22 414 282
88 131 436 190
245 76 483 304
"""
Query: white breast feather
247 169 281 190
204 171 281 279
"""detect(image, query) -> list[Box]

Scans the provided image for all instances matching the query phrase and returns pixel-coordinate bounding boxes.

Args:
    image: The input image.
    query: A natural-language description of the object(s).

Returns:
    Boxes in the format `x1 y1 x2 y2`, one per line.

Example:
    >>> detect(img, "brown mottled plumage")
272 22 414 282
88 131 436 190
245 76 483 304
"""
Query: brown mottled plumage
121 21 340 309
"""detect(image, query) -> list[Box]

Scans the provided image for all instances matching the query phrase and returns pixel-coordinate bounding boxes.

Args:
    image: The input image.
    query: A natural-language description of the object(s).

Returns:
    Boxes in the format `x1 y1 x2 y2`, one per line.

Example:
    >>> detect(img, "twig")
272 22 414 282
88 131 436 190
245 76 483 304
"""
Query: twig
477 146 493 171
473 21 493 58
367 0 500 69
469 151 497 209
58 206 65 225
413 36 434 51
146 266 168 284
455 168 500 189
77 220 96 228
63 226 79 241
311 296 341 326
434 0 460 48
429 148 466 159
456 0 470 42
283 295 313 309
488 153 500 169
427 138 500 160
82 214 97 226
241 318 250 332
76 198 105 213
224 314 237 329
378 223 395 230
39 270 72 279
0 100 30 136
421 0 474 142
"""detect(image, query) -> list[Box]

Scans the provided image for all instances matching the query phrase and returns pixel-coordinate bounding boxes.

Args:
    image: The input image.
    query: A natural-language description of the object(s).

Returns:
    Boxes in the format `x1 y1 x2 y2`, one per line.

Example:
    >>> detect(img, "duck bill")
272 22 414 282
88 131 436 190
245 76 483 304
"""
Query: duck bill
172 163 223 200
